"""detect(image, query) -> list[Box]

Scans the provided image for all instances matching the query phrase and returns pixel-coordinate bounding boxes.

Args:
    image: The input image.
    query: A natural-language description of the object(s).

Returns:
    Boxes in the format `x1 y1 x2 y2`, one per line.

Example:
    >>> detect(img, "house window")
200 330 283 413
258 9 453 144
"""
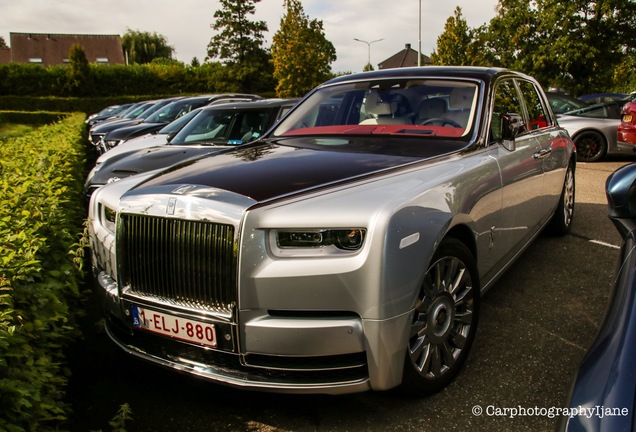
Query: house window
96 57 109 64
29 57 43 63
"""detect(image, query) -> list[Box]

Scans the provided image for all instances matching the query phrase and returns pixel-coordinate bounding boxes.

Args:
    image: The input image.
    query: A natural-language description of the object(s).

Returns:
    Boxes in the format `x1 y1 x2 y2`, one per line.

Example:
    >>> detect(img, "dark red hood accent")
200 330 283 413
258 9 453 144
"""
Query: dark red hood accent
129 139 458 203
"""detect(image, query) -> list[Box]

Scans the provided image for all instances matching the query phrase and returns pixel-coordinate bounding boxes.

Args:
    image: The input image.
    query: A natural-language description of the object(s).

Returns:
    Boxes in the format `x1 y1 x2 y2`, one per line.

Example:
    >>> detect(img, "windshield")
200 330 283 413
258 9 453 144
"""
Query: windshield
157 108 202 134
563 101 623 119
170 107 274 145
145 98 212 124
272 79 479 139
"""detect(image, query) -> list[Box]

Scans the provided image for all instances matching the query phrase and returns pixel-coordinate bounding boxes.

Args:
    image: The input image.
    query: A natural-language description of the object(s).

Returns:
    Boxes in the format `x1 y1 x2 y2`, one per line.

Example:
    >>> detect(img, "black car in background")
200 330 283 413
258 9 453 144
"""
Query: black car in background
87 98 179 149
98 94 262 153
85 103 134 128
84 98 298 199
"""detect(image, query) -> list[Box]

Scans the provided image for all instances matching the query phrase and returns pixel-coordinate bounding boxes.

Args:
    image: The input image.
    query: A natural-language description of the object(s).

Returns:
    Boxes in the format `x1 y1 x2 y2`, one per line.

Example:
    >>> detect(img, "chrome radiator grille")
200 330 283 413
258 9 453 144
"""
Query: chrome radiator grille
117 214 237 314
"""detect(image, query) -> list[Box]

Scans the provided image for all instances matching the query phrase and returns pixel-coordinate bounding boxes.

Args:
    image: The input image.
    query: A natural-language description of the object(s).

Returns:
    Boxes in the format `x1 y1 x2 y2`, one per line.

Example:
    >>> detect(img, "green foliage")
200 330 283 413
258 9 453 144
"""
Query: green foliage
66 44 93 96
207 0 274 93
271 0 337 98
0 114 88 431
0 61 277 97
109 403 134 432
122 29 175 64
435 1 636 95
430 7 474 66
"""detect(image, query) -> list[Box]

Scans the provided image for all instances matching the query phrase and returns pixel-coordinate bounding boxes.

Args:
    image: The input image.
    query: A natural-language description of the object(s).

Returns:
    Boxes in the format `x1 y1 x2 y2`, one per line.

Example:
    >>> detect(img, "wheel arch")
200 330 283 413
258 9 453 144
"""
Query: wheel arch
572 127 608 144
444 224 477 263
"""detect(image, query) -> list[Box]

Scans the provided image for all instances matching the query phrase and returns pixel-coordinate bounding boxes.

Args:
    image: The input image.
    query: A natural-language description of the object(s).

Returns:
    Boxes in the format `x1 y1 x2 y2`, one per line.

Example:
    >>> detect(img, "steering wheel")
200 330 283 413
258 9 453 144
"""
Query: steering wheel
420 117 462 128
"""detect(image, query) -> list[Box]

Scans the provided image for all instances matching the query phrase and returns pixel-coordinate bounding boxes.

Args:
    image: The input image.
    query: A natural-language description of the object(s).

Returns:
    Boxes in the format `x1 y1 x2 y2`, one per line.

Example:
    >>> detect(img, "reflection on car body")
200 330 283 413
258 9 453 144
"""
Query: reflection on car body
88 66 576 395
84 99 298 200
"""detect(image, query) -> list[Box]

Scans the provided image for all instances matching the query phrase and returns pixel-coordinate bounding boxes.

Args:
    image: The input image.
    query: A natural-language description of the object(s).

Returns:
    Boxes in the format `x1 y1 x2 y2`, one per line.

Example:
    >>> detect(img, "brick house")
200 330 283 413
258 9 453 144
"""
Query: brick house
0 32 125 66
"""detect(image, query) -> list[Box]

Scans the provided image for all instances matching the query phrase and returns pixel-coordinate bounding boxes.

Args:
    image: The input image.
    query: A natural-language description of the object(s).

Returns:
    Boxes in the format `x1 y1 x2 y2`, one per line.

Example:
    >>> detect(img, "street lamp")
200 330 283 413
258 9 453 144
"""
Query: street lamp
353 38 384 71
418 0 422 66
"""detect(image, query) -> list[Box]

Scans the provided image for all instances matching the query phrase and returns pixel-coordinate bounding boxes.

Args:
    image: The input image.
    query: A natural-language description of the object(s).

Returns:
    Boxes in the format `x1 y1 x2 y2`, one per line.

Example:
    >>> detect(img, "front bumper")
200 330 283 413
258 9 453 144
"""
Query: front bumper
93 268 410 394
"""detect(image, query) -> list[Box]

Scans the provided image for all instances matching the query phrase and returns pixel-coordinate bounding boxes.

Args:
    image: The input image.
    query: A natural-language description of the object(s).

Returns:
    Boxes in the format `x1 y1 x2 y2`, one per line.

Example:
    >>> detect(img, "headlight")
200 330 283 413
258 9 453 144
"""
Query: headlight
100 204 117 233
270 228 366 257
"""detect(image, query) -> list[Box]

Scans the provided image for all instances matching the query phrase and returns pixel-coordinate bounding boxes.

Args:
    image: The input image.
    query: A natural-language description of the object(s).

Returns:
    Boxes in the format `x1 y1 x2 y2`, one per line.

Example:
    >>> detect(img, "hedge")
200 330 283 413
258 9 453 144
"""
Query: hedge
0 62 276 98
0 113 88 431
0 111 67 126
0 96 165 116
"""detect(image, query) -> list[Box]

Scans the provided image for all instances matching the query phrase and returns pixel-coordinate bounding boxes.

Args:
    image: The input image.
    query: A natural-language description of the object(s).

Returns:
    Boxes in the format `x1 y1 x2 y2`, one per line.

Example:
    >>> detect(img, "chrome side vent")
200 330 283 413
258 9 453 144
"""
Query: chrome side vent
117 214 236 314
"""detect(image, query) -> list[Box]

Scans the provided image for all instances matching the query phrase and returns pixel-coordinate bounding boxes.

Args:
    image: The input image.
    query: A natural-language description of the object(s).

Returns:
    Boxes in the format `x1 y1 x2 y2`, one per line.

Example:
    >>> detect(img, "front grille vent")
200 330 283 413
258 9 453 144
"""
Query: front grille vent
117 214 237 314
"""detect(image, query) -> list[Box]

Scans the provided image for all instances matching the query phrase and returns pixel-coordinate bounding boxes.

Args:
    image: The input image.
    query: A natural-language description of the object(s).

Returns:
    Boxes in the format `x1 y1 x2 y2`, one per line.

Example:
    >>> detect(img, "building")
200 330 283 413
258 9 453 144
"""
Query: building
378 43 431 69
0 32 125 66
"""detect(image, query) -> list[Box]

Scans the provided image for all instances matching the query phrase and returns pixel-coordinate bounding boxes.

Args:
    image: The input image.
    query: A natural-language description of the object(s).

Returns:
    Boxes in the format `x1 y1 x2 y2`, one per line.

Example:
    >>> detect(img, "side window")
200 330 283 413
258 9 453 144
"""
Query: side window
517 80 551 130
491 80 524 142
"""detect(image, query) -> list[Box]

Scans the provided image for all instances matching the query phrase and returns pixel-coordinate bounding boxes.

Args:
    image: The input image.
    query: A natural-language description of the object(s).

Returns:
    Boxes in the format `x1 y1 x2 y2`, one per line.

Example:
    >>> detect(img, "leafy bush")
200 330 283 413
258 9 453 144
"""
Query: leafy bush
0 95 160 115
0 113 88 431
0 62 276 98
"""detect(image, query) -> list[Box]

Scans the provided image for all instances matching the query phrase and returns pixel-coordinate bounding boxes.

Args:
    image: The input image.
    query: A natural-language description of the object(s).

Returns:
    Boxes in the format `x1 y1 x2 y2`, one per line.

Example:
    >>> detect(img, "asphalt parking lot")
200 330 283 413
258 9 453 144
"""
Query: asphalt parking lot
68 158 631 432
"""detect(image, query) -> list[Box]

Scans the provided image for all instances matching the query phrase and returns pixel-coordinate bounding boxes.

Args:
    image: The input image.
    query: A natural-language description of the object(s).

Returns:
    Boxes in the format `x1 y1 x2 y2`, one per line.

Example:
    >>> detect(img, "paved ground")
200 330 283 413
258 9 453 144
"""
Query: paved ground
67 158 631 432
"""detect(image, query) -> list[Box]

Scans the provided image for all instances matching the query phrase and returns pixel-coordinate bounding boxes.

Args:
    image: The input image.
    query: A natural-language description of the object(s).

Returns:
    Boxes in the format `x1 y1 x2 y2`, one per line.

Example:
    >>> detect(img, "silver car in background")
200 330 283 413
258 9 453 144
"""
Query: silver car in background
557 100 626 162
89 67 576 395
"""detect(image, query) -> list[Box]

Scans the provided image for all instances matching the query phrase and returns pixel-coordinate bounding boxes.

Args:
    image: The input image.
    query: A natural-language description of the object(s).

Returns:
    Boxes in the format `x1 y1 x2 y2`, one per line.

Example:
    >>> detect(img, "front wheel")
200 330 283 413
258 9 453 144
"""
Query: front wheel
400 238 480 395
546 163 575 236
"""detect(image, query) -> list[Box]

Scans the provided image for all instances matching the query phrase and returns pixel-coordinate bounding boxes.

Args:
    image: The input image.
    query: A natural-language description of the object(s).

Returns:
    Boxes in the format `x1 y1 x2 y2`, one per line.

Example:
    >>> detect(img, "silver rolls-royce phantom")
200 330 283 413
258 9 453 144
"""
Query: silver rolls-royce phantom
88 66 576 395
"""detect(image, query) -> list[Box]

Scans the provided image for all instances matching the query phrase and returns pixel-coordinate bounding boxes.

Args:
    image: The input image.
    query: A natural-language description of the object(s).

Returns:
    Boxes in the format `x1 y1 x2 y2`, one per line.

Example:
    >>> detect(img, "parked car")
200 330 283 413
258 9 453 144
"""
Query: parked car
87 98 179 150
617 100 636 156
88 66 576 395
85 104 134 128
578 93 628 104
98 94 263 153
92 107 204 167
546 91 588 114
559 162 636 431
557 100 626 162
84 99 298 200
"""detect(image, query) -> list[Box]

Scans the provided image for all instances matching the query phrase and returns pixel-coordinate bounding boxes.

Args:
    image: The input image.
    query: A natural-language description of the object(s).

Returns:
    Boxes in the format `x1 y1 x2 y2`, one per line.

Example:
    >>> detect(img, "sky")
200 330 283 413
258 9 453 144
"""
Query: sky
0 0 500 74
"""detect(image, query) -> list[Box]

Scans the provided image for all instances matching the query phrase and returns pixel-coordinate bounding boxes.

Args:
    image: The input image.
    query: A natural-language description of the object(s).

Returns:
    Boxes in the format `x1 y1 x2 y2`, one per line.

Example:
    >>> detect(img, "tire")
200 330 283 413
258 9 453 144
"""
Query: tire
546 163 575 236
400 238 480 396
574 131 606 162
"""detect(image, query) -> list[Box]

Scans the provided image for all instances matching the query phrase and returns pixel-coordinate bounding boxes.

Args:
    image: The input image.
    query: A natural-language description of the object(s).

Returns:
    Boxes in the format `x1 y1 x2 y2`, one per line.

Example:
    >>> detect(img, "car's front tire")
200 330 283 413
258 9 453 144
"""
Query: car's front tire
400 237 480 395
546 163 575 236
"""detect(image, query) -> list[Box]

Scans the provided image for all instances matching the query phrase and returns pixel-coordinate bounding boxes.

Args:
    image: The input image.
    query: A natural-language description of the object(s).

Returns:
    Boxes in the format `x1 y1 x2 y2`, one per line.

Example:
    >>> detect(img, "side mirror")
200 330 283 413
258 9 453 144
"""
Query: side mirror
606 163 636 237
166 131 178 143
501 113 525 151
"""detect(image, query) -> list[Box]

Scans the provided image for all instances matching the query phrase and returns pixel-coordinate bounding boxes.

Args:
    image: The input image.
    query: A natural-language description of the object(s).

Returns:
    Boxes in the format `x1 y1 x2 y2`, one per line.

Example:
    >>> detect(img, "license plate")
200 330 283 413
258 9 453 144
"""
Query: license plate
624 114 633 123
132 305 217 348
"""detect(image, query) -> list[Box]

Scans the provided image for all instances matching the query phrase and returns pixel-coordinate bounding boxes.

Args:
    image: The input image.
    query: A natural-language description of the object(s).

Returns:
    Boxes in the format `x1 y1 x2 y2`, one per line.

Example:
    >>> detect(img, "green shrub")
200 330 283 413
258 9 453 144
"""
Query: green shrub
0 111 67 125
0 113 88 431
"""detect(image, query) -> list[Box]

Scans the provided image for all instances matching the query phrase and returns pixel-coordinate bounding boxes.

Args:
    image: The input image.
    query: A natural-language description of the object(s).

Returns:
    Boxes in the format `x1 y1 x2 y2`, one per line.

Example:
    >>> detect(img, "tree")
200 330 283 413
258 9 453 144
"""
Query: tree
0 36 7 49
430 7 473 66
66 44 92 96
271 0 337 97
433 0 636 94
122 29 175 64
206 0 274 93
529 0 636 94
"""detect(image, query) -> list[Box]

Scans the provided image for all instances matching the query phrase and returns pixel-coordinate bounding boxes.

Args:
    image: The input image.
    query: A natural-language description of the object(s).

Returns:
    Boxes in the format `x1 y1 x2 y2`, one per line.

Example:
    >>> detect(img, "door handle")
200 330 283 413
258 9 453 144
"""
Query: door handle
533 148 552 159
